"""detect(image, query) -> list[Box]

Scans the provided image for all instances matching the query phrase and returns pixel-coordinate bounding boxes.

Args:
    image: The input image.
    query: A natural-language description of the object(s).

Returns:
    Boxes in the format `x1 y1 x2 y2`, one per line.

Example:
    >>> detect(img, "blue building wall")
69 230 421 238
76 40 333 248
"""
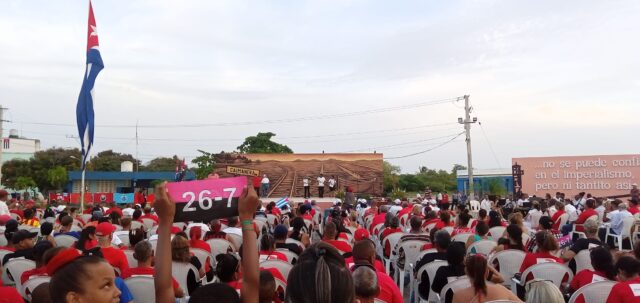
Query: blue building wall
457 175 514 195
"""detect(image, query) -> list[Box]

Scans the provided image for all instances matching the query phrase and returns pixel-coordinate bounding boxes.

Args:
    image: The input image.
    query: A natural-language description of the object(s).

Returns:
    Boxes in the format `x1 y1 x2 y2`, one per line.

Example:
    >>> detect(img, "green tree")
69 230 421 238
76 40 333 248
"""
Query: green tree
415 167 457 193
2 147 81 191
482 177 507 196
15 176 36 190
237 132 293 154
383 161 401 192
191 150 216 180
47 166 68 190
451 164 467 175
143 156 184 172
89 150 140 171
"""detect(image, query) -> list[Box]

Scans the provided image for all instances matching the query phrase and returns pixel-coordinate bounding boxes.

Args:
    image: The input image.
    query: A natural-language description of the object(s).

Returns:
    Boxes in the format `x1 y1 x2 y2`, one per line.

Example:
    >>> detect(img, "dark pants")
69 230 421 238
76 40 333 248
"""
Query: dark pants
304 186 310 198
254 187 260 196
318 187 324 198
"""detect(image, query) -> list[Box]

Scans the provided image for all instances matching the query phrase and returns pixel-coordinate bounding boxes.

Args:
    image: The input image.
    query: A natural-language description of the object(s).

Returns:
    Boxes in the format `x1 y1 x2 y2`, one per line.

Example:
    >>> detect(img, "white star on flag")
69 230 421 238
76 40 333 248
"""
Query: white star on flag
90 25 98 37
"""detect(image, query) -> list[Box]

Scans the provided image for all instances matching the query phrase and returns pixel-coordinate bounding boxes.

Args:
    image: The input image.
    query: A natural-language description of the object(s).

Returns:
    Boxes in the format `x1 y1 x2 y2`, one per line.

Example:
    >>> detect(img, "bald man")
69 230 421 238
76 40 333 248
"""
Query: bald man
353 266 379 303
352 240 403 303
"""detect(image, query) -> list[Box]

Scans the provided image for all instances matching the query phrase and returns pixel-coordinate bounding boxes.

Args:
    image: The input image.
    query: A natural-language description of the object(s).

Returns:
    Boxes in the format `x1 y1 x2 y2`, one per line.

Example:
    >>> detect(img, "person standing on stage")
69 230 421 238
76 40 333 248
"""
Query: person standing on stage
317 174 326 198
303 176 311 198
261 174 270 198
328 176 337 192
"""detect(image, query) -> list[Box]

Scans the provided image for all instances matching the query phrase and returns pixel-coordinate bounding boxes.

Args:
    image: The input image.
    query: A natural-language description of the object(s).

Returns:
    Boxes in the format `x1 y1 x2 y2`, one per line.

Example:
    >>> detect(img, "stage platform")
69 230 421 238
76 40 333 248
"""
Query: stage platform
262 197 341 210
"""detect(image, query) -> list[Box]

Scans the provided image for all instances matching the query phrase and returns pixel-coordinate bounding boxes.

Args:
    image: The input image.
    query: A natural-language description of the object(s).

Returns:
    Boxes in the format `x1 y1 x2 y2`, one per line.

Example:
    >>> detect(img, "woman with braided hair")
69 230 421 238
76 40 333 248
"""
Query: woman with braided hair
452 254 522 303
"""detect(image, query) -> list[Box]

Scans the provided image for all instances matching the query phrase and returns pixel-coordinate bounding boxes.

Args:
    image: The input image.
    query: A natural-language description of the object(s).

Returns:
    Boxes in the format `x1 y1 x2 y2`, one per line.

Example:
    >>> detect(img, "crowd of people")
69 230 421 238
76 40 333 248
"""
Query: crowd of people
0 185 639 302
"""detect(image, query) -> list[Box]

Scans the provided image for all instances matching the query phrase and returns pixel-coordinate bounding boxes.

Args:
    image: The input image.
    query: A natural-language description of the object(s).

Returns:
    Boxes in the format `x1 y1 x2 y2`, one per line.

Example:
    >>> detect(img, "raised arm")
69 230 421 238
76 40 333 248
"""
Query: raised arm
239 185 260 303
153 182 176 303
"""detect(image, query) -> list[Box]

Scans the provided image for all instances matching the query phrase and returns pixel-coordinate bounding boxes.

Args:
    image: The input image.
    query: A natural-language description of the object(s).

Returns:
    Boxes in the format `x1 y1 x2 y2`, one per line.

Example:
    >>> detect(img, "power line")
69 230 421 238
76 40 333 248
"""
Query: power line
478 122 503 168
384 132 465 159
343 132 464 153
10 96 463 129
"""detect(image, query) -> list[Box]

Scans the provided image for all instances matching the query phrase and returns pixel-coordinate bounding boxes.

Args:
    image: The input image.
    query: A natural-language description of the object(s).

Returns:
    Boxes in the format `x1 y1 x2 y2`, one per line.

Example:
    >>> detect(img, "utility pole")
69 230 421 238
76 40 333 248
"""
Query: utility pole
0 106 8 185
458 95 477 199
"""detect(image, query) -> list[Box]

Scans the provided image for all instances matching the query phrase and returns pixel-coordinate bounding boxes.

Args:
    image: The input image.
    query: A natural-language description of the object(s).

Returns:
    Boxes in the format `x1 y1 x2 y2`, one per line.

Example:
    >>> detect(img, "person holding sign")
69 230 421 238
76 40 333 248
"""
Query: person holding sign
154 181 261 303
317 173 326 198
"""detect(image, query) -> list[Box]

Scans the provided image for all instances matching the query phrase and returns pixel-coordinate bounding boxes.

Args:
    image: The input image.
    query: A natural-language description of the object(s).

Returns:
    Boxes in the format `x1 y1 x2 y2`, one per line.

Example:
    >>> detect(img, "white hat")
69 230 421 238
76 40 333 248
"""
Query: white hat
333 199 342 205
633 183 638 187
429 199 437 205
394 199 401 205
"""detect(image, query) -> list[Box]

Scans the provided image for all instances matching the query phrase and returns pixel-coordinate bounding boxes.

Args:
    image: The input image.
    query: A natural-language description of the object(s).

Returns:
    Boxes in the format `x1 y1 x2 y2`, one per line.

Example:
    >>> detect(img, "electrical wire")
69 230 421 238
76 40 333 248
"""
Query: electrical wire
383 132 465 159
478 122 503 168
9 96 463 129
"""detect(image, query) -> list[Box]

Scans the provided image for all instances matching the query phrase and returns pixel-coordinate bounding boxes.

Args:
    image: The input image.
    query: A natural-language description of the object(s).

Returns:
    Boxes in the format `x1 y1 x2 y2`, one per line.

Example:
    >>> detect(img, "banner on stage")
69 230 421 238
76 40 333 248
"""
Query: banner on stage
114 193 135 204
166 176 247 222
226 166 260 177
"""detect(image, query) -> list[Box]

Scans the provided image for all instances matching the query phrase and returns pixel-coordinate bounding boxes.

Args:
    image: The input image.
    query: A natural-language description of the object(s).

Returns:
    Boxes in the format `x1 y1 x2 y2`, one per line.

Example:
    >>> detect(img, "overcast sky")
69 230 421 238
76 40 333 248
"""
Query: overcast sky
1 0 639 173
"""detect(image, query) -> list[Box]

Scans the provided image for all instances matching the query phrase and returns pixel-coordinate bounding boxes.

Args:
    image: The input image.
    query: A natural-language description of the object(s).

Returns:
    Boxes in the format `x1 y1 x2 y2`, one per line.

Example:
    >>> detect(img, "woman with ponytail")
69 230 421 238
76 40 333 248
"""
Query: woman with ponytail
188 226 211 253
452 255 522 303
285 242 355 303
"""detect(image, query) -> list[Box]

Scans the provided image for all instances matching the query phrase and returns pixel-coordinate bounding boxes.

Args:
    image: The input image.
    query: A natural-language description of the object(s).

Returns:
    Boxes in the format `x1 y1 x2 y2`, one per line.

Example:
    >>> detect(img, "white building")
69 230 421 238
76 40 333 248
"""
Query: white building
1 129 41 164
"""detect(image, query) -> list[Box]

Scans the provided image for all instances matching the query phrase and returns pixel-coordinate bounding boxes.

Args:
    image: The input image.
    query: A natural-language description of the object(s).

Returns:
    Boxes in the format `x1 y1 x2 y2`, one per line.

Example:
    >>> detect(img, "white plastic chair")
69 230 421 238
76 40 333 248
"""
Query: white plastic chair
557 213 569 228
382 232 404 274
399 213 410 229
130 220 143 230
80 214 92 222
5 259 35 292
442 226 454 235
21 276 50 301
227 233 243 251
488 226 506 239
574 250 594 274
260 260 293 281
416 260 447 303
116 233 130 247
124 276 156 303
605 216 636 250
123 250 137 268
529 212 543 230
439 277 471 303
511 262 573 295
141 218 156 231
488 249 526 287
275 249 298 264
266 214 280 228
54 234 78 248
0 236 7 247
172 222 187 231
191 248 213 283
423 222 437 233
568 280 616 303
371 223 385 238
394 240 429 295
171 261 200 296
467 240 497 255
206 238 235 261
452 233 474 243
148 238 158 251
284 238 305 251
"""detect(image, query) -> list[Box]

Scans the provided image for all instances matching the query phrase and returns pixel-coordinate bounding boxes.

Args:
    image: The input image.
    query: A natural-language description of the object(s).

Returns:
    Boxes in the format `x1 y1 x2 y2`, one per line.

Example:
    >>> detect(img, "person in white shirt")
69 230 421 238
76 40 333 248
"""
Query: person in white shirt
595 199 606 222
609 203 632 237
0 190 10 216
565 200 578 222
480 197 492 212
122 204 135 217
328 176 337 192
261 174 270 198
317 174 326 198
302 176 310 198
222 217 242 237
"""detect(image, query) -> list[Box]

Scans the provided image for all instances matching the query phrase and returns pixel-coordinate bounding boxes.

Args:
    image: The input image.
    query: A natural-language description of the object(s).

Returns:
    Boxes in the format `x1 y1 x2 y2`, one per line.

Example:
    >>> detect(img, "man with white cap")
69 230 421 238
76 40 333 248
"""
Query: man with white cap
389 199 402 215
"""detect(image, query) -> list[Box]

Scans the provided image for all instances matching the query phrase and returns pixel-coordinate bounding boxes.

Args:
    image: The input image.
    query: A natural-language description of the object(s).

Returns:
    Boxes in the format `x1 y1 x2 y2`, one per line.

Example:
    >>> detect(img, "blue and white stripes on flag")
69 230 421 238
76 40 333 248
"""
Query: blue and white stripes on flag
275 197 289 209
76 1 103 170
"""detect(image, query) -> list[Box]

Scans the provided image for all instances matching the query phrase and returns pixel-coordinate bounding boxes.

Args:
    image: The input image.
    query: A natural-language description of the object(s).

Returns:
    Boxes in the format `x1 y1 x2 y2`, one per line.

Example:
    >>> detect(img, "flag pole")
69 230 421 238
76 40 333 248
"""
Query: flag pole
80 167 86 212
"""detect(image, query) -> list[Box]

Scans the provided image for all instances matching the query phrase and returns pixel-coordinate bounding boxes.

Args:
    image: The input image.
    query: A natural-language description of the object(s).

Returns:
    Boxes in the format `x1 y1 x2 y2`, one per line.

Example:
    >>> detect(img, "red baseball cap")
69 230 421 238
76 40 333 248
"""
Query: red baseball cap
170 226 182 234
354 228 370 241
96 222 116 236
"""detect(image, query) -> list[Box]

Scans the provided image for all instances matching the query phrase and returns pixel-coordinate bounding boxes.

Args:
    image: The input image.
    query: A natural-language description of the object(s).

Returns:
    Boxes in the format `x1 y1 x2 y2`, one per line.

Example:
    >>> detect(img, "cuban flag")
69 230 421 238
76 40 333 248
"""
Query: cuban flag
275 197 289 209
76 1 104 170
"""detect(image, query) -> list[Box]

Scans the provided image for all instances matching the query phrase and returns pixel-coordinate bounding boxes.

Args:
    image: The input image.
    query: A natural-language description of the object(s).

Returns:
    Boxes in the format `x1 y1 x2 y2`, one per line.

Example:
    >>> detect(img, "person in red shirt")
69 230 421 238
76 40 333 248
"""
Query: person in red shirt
350 239 403 303
322 221 352 254
450 212 474 236
188 226 211 252
121 240 185 298
380 217 403 257
95 222 129 274
421 210 439 230
550 201 566 230
607 256 640 303
259 234 289 262
519 231 565 281
434 211 453 230
369 206 388 234
20 240 57 284
0 273 25 303
397 201 413 218
569 247 617 303
104 202 123 217
629 199 640 215
140 206 159 224
574 199 598 232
